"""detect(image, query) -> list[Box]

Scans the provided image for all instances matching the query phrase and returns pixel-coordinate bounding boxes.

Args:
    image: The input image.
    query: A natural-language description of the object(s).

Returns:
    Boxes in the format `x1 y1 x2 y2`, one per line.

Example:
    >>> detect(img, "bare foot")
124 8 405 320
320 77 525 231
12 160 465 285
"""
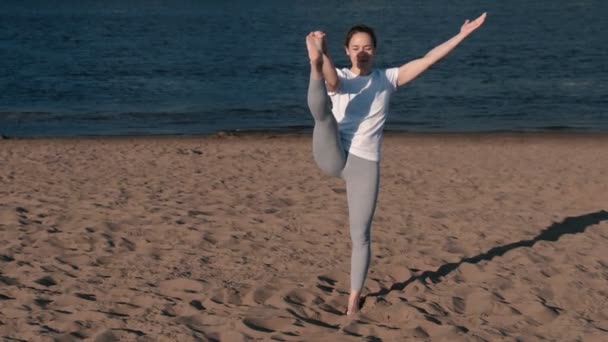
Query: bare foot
346 291 360 316
305 31 325 64
313 30 328 55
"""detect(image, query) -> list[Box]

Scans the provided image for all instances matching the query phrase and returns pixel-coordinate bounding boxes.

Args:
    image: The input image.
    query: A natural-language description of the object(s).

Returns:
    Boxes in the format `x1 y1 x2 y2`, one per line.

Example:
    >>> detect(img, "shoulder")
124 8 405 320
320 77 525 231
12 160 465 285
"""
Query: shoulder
377 67 399 78
374 68 399 90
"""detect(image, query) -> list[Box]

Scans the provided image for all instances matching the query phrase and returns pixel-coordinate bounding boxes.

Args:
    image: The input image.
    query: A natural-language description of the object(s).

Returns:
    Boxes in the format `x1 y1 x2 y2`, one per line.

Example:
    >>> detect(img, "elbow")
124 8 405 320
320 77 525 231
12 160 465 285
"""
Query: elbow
420 55 435 68
326 80 339 93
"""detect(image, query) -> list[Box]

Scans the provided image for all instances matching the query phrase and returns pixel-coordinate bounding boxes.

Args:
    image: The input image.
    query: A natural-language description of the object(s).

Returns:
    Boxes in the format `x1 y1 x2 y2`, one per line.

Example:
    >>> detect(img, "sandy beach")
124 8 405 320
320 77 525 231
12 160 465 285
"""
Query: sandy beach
0 133 607 341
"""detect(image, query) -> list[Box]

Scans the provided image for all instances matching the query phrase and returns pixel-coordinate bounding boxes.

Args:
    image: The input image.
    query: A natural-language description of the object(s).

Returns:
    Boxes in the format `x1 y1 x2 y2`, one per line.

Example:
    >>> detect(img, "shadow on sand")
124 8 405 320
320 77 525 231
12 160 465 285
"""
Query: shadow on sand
366 209 608 302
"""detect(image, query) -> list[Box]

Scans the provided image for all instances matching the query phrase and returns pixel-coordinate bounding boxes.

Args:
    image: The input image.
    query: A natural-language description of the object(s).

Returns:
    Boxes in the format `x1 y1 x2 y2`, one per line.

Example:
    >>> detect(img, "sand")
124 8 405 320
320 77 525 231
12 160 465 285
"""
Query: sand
0 132 607 341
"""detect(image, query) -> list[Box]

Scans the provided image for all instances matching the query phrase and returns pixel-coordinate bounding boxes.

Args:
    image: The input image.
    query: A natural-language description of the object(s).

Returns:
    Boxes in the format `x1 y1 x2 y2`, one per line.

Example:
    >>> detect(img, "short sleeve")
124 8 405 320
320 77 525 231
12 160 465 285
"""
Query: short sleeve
384 68 399 91
327 68 347 96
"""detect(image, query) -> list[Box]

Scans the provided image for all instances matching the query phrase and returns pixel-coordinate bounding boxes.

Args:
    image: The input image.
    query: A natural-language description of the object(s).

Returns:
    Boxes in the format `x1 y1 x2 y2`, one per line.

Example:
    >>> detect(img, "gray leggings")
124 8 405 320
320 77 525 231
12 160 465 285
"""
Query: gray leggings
307 78 380 292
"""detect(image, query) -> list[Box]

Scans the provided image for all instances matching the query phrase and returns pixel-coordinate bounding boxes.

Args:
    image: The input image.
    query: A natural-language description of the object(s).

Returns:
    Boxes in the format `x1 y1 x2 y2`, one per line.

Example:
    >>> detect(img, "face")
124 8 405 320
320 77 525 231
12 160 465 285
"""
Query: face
345 32 375 70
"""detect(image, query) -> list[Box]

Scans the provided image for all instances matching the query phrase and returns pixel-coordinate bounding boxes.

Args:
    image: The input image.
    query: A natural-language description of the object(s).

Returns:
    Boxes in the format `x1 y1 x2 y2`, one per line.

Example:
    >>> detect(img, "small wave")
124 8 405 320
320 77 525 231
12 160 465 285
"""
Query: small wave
537 125 591 131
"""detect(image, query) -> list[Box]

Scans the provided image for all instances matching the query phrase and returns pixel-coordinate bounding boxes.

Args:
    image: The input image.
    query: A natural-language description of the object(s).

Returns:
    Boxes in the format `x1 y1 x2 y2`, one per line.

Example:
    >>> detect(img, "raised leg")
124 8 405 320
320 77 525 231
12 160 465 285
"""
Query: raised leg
307 78 346 177
306 32 346 177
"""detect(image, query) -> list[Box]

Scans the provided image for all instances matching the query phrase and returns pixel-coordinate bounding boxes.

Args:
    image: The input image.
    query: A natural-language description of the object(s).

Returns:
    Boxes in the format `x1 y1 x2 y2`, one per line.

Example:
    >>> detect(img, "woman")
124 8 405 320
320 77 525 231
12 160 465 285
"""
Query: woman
305 12 487 316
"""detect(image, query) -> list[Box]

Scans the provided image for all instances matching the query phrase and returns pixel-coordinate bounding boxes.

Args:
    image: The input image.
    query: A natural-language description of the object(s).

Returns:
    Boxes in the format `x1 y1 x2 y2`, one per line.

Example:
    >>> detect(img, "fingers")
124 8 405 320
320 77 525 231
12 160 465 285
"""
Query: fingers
462 11 487 27
307 31 326 49
307 31 326 42
461 11 487 32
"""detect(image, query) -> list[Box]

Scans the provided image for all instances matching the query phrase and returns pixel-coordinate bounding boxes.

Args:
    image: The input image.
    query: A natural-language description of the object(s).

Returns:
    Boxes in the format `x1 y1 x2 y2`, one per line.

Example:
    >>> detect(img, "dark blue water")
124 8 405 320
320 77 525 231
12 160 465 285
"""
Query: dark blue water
1 0 607 137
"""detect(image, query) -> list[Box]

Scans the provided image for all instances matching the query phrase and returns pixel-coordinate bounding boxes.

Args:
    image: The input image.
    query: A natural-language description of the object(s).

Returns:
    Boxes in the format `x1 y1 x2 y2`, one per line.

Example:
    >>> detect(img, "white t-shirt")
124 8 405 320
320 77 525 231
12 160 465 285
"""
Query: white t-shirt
328 67 399 162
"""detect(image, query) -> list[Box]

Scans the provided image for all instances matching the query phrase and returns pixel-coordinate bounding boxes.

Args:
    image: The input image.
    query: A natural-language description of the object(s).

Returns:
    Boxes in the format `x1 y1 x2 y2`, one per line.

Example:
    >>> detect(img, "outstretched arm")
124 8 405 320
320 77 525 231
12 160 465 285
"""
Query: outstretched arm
397 12 487 87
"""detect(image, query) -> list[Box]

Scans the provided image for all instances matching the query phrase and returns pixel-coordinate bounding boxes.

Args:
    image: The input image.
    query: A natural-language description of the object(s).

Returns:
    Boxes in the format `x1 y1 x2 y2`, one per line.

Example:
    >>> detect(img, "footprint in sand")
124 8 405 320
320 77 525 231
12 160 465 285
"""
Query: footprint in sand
200 330 251 342
512 298 562 325
33 297 53 308
283 289 316 307
243 286 277 305
316 275 339 295
35 276 57 287
241 316 294 334
75 292 97 301
189 299 205 311
94 328 146 342
118 237 136 252
318 302 344 316
317 271 351 294
0 254 15 262
1 206 32 228
452 296 465 314
158 278 205 299
0 293 16 300
341 320 389 339
285 308 340 331
209 287 242 306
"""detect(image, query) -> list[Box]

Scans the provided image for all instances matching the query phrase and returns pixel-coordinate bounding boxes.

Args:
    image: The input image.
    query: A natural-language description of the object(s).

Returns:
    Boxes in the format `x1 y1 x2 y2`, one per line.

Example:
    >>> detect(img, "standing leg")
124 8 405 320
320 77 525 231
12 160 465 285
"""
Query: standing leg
342 153 380 315
306 33 346 177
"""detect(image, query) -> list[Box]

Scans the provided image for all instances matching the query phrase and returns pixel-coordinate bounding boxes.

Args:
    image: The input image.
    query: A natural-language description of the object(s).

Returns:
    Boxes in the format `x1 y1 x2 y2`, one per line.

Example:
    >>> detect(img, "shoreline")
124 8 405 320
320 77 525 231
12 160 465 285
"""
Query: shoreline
3 129 608 141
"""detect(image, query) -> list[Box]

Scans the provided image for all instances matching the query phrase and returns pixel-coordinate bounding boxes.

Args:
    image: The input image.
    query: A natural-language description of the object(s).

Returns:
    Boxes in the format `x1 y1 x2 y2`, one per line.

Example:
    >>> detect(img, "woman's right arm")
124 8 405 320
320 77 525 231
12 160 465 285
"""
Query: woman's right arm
322 53 340 93
319 33 340 93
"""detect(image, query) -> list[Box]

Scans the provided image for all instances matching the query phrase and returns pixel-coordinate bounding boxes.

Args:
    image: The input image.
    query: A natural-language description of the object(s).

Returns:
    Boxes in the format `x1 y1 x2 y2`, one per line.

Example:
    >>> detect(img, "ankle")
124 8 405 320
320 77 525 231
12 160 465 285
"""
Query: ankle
346 301 360 316
310 58 323 69
310 62 323 79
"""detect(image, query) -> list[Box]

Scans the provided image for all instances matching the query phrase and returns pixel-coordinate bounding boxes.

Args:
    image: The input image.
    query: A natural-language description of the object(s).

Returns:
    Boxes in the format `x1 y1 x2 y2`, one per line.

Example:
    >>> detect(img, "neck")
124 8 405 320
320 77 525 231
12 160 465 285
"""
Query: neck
350 66 372 76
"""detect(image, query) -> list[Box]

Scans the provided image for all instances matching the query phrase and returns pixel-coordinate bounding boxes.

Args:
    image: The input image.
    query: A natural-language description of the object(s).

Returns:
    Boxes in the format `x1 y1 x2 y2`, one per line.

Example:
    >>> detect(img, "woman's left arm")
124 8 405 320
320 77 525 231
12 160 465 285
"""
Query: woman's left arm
397 12 487 87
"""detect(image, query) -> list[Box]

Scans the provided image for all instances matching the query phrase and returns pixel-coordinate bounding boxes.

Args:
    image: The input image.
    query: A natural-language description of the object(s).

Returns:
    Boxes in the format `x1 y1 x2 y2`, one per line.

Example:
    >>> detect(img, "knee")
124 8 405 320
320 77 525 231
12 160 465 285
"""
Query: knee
314 156 343 178
308 101 331 122
320 165 342 178
307 97 323 117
